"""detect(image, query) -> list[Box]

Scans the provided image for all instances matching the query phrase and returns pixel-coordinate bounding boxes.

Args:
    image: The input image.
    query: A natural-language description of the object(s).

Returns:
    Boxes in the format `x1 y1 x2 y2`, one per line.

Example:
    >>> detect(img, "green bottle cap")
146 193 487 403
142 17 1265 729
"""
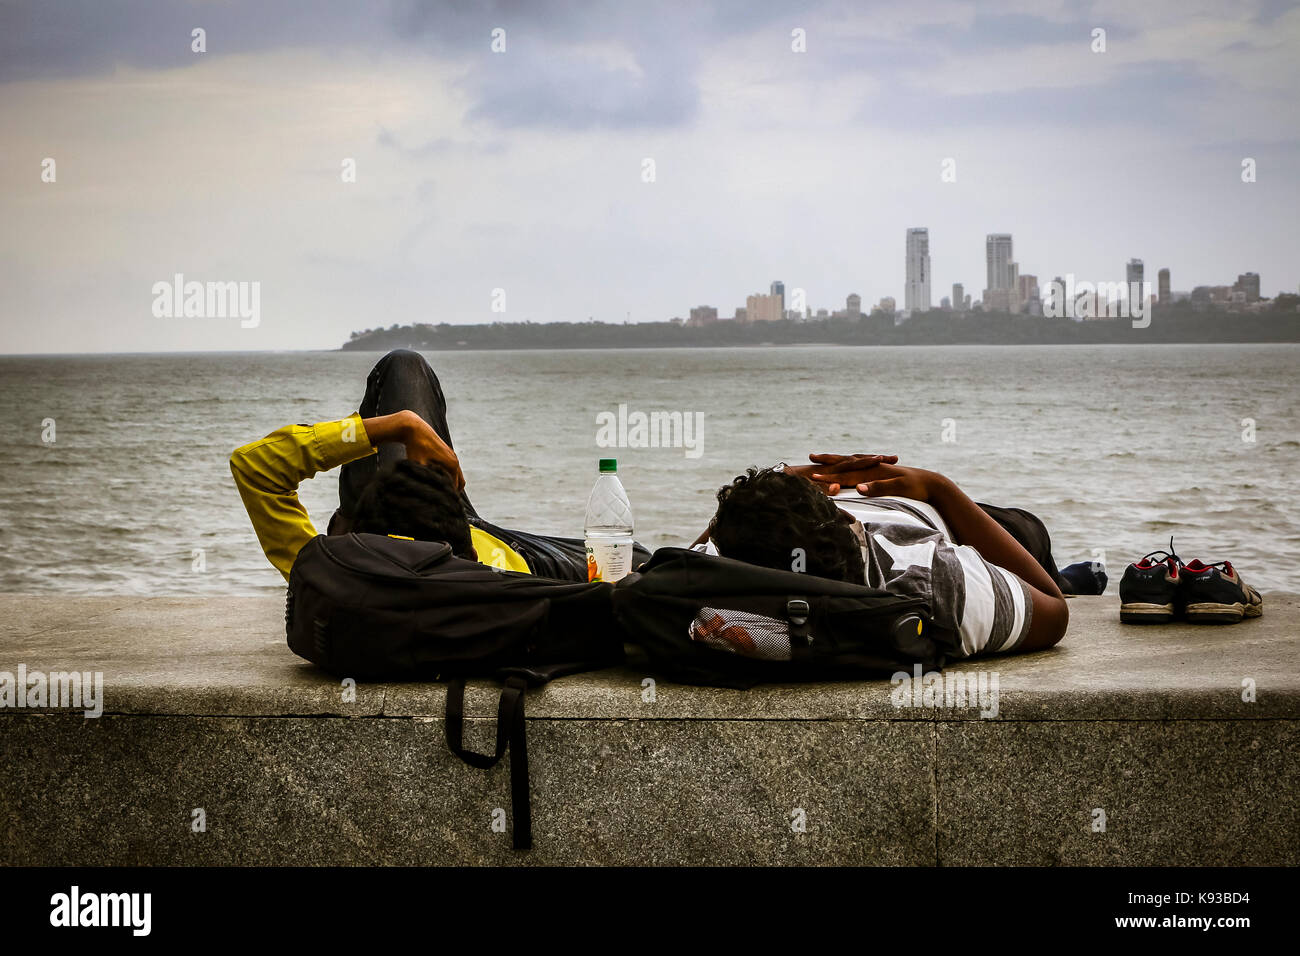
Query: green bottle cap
599 458 618 473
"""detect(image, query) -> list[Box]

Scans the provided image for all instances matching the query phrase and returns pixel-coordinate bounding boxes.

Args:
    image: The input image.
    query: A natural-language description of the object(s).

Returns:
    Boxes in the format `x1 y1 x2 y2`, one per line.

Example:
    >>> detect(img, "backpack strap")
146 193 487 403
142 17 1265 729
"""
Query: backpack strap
444 676 533 850
786 597 811 648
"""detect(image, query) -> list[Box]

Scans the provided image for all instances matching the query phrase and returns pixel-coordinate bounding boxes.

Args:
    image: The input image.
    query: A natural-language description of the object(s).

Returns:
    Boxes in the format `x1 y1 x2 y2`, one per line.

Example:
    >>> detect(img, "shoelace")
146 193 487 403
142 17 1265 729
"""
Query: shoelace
1137 539 1240 579
1136 536 1182 569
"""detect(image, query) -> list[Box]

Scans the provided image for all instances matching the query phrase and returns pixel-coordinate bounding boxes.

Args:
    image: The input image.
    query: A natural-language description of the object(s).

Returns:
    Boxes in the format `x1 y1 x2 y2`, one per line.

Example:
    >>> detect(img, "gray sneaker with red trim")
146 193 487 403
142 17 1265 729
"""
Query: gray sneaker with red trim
1181 559 1264 624
1119 549 1183 624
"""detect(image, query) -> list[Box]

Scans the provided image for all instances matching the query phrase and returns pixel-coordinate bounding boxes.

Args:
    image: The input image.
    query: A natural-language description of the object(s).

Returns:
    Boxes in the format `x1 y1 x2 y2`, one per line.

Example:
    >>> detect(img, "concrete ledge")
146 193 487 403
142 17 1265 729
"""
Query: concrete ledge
1 594 1297 865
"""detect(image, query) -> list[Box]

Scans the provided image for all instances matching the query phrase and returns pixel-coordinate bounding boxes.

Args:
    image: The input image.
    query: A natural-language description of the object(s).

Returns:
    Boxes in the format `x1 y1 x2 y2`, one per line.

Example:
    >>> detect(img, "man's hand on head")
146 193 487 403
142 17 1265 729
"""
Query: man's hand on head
362 410 466 491
803 453 947 502
787 453 898 495
399 411 466 491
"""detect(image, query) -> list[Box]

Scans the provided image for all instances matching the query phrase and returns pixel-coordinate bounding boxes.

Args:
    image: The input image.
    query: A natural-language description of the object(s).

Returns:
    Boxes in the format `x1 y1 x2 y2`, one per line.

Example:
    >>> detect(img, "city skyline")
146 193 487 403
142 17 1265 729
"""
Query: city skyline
688 221 1287 324
2 0 1298 352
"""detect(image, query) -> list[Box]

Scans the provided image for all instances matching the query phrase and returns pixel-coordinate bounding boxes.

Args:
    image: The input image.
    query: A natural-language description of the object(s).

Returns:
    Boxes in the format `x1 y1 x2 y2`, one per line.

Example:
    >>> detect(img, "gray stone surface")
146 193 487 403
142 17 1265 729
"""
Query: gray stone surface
1 714 933 866
2 593 1297 720
937 721 1299 866
1 593 1297 864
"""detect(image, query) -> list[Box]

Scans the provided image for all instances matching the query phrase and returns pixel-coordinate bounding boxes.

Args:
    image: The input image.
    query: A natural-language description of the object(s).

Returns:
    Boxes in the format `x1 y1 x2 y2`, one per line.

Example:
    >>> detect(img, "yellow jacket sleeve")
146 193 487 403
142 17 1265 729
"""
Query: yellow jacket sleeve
230 414 376 581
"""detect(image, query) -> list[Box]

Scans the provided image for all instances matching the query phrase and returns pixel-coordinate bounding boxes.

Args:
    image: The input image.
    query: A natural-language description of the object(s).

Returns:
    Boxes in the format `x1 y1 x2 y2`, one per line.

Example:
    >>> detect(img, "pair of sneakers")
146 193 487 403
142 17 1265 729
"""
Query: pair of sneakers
1119 539 1264 625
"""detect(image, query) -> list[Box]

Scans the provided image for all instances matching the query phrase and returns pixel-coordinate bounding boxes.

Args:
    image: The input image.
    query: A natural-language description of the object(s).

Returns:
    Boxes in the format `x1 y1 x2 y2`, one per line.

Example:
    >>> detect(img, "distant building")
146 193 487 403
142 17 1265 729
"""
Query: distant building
940 295 951 310
1190 286 1212 312
687 305 718 326
983 289 1014 313
1158 268 1171 305
734 307 748 322
1234 272 1261 302
986 234 1014 293
984 234 1015 311
1127 259 1144 308
770 280 785 313
833 293 864 320
1018 274 1040 315
879 296 896 314
905 228 931 314
952 283 965 312
746 292 783 322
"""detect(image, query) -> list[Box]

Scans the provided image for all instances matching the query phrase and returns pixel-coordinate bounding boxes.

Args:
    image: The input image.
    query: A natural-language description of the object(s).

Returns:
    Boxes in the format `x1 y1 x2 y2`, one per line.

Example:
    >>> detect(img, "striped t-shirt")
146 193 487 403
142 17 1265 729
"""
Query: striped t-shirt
696 493 1033 658
831 493 1032 657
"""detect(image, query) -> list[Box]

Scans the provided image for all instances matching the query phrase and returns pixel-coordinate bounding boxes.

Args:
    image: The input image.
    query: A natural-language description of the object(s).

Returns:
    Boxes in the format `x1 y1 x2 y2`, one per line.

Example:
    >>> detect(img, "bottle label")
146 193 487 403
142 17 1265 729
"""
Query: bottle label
585 539 632 583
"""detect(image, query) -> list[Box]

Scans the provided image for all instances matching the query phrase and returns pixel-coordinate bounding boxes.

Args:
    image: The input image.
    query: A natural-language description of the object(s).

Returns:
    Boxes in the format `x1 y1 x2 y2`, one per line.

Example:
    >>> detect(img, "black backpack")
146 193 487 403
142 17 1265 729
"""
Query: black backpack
612 547 947 687
285 532 623 849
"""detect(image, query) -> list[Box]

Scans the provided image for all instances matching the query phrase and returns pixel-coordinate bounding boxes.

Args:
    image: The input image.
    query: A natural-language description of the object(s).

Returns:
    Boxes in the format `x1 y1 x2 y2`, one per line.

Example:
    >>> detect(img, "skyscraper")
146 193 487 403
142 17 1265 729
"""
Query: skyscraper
952 282 965 312
1127 258 1144 306
1158 268 1170 305
770 280 785 314
905 228 931 314
984 234 1013 312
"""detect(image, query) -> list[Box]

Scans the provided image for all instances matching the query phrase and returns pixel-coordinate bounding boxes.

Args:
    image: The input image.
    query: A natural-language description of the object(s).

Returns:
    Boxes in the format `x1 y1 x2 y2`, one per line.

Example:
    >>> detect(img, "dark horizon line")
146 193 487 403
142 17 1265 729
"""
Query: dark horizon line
9 341 1299 359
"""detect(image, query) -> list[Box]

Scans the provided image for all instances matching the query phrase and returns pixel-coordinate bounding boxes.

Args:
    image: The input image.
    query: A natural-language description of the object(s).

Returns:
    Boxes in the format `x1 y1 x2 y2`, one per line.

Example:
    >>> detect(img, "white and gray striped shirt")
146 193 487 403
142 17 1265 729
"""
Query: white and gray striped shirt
831 493 1032 657
695 493 1033 658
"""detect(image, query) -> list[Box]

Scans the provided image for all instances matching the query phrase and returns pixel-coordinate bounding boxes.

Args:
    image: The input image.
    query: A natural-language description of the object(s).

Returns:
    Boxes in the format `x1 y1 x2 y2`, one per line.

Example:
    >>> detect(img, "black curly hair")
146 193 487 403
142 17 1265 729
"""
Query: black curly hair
350 459 474 558
710 466 865 583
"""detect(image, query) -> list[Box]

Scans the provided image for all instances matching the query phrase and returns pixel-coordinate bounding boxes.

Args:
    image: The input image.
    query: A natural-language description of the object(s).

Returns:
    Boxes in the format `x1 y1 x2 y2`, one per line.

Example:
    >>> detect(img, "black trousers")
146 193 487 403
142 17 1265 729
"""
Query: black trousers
975 502 1071 593
330 349 651 582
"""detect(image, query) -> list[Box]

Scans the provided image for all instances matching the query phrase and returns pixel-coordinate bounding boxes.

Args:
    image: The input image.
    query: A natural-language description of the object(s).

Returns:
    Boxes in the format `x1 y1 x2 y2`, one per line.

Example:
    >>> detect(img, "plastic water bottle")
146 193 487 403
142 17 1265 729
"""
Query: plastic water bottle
584 458 634 583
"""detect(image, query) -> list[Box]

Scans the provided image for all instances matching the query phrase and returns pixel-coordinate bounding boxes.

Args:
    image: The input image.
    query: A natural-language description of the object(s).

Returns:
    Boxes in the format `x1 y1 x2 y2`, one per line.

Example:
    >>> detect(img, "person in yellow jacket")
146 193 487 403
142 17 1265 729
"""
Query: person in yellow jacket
231 350 637 582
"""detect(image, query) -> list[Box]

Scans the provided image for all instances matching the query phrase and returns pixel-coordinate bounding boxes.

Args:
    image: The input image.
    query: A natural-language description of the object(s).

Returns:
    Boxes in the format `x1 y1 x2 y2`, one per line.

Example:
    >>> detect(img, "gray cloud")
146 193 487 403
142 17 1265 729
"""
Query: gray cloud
861 61 1220 131
0 0 388 82
8 0 1294 137
2 0 1298 354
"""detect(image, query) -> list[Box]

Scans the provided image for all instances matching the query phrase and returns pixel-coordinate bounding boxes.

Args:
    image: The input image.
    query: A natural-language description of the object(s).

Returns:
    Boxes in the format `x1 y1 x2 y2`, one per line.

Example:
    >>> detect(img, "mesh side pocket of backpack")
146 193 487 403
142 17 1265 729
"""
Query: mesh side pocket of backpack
689 606 792 661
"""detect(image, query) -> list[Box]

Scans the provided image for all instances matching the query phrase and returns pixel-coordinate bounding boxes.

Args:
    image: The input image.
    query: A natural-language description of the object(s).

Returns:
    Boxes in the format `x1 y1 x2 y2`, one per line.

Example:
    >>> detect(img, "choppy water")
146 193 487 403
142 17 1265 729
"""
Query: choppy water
1 345 1297 594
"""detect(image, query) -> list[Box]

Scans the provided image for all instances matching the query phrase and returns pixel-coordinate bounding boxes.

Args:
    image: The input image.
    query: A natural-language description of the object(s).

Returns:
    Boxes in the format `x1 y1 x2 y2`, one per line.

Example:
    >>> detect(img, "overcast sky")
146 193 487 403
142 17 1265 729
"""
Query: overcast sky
1 0 1297 353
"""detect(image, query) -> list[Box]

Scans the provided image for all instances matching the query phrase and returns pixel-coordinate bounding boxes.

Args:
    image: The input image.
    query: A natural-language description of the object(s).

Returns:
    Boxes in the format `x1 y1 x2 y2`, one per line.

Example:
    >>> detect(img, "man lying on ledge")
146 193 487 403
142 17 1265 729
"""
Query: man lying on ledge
232 349 1067 660
692 457 1070 658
